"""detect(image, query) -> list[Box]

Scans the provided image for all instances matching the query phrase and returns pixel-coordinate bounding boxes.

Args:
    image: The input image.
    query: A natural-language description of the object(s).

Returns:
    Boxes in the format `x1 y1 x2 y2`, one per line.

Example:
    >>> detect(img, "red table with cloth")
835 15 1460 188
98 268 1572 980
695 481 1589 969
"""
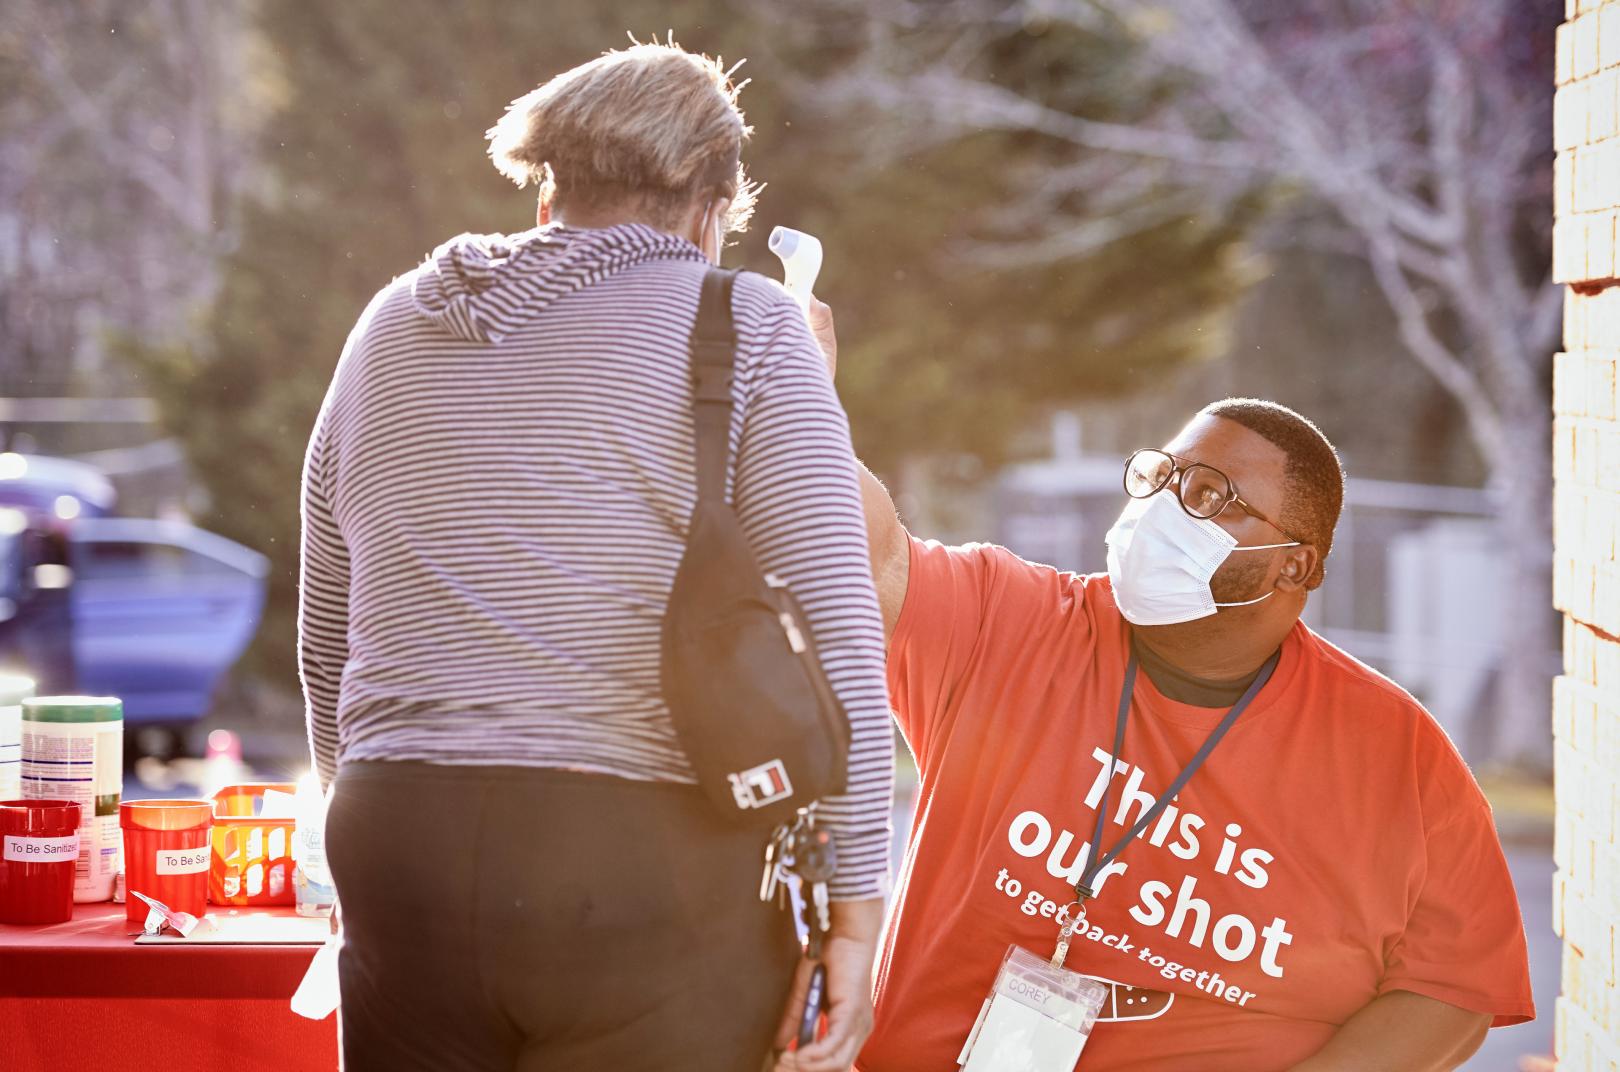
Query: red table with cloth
0 903 338 1072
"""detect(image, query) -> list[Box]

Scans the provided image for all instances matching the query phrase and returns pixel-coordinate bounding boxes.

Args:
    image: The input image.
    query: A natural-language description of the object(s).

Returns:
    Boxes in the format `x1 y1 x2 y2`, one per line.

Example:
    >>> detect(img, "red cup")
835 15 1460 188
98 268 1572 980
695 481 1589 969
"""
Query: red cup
0 799 82 924
120 799 212 924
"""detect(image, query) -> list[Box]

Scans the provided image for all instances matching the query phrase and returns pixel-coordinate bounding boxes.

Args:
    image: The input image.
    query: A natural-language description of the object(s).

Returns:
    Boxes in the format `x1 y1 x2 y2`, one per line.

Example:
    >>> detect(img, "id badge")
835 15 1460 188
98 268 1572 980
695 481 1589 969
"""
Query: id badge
958 944 1108 1071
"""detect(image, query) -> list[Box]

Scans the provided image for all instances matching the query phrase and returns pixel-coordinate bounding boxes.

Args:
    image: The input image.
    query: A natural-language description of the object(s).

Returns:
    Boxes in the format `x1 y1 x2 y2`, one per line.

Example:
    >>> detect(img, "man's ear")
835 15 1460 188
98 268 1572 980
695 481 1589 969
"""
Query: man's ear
537 197 551 227
1276 545 1318 592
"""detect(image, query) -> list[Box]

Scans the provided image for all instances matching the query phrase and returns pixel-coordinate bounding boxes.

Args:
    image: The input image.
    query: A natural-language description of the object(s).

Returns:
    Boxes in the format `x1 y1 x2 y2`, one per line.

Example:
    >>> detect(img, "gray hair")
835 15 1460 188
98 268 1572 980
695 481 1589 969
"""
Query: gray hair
487 41 759 232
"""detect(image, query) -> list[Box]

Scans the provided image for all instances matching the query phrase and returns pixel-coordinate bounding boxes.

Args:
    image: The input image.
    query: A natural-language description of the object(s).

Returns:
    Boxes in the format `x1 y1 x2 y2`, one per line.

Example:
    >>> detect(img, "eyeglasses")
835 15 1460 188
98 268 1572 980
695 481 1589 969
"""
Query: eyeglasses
1123 448 1302 543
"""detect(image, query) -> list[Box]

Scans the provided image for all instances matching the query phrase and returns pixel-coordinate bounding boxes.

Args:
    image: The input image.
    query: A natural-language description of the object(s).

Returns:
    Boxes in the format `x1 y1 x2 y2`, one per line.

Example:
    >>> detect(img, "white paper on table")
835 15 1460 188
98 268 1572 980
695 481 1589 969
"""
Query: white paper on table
291 936 342 1020
134 911 327 945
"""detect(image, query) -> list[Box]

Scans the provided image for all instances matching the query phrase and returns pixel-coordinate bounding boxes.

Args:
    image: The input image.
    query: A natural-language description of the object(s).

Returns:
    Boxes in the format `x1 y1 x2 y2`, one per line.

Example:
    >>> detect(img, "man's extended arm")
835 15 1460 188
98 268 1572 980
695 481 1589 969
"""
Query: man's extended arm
1288 991 1490 1072
858 464 910 640
807 297 911 640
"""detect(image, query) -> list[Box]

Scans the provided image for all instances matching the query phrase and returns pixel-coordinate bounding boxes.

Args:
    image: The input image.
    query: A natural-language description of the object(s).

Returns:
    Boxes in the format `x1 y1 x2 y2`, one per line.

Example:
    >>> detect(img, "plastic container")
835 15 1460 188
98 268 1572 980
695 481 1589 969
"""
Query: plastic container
120 799 211 924
210 783 296 907
22 697 123 902
292 775 334 918
0 676 36 802
0 799 81 924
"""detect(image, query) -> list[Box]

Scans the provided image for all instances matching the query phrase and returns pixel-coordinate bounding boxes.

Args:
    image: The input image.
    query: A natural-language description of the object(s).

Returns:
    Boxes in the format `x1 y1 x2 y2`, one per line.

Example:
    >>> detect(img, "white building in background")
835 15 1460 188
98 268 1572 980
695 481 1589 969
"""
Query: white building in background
991 415 1553 764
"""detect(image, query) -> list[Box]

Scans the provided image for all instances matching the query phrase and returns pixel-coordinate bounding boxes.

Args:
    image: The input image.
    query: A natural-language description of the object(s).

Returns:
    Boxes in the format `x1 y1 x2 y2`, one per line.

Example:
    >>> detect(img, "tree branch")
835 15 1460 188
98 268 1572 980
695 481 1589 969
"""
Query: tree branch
1361 226 1505 470
34 42 206 234
828 63 1262 170
1112 0 1462 250
961 191 1213 268
1423 38 1472 245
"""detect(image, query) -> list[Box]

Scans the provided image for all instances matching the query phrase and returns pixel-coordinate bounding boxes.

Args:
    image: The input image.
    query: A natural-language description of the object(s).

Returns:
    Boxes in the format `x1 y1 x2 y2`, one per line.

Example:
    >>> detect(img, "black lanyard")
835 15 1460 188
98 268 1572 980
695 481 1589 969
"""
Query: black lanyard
1075 648 1281 904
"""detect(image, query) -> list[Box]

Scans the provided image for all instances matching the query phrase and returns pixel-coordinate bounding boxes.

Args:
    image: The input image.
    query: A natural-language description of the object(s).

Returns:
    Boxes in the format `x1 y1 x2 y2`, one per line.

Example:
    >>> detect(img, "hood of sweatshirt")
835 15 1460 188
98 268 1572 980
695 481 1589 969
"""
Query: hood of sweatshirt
411 222 709 344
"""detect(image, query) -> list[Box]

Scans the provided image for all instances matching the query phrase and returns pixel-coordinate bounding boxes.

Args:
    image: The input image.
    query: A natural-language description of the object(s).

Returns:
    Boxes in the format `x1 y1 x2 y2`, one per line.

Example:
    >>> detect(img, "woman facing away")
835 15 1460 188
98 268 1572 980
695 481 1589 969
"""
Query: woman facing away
297 41 893 1072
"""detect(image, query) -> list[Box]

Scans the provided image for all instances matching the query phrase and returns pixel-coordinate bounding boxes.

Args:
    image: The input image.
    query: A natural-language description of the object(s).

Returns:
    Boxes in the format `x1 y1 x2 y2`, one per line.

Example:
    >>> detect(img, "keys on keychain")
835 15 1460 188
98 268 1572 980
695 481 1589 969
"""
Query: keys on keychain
759 810 838 918
760 821 796 907
784 812 838 1048
758 810 841 1048
794 823 837 959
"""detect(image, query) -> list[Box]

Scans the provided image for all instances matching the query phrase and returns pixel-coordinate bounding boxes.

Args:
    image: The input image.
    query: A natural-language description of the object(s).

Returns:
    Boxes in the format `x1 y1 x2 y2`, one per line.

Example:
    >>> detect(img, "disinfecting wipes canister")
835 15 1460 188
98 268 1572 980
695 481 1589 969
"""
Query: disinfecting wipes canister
0 675 34 801
22 697 123 902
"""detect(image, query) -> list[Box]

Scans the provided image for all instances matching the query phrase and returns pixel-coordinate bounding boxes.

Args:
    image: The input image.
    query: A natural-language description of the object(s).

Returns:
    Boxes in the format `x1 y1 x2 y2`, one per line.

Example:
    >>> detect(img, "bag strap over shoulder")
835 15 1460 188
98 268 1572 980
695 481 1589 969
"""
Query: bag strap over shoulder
690 267 740 505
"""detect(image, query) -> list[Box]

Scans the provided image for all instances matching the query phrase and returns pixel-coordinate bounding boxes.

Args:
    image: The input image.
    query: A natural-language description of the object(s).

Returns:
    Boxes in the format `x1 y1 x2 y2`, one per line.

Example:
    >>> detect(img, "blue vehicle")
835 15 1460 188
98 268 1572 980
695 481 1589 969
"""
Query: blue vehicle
0 453 268 736
68 517 268 723
0 452 116 520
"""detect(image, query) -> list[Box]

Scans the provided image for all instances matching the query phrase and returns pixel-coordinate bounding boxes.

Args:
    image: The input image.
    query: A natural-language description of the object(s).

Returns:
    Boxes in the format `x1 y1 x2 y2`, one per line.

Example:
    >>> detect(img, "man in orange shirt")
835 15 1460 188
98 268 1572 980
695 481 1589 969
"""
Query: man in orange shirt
848 395 1534 1071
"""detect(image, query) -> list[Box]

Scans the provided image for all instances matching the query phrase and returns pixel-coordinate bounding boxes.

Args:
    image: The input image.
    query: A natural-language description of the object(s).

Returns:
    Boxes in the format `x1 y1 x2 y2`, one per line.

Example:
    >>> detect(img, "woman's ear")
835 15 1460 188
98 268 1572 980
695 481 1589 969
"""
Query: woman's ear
537 197 551 227
699 197 731 264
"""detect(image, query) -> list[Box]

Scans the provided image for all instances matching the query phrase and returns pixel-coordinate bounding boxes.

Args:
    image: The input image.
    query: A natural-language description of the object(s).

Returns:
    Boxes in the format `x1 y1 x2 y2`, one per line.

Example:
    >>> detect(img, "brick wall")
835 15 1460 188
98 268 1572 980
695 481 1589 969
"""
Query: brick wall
1555 1 1620 1066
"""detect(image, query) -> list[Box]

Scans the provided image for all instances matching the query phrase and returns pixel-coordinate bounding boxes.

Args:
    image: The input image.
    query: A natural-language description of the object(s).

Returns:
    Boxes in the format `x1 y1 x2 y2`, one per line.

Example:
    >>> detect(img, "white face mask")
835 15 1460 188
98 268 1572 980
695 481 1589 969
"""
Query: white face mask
1105 491 1300 627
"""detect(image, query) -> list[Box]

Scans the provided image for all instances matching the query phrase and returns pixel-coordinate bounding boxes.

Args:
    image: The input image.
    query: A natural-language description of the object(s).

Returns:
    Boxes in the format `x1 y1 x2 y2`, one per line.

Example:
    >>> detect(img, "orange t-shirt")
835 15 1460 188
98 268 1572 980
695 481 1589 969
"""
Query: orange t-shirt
860 540 1534 1072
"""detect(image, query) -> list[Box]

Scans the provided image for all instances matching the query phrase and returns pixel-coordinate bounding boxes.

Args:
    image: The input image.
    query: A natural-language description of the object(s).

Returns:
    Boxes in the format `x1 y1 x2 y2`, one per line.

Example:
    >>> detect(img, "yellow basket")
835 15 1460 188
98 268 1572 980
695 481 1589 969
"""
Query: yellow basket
209 783 296 907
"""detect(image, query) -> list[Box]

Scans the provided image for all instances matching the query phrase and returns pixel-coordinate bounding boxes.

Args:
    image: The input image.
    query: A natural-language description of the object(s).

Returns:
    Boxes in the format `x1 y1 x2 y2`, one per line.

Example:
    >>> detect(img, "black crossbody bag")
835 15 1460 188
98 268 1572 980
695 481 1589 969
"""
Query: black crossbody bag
660 268 852 828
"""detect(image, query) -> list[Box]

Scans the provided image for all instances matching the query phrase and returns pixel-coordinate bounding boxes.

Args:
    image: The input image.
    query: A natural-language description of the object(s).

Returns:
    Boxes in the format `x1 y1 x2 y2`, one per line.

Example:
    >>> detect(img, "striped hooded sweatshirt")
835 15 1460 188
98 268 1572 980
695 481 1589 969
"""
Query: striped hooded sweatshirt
297 223 894 898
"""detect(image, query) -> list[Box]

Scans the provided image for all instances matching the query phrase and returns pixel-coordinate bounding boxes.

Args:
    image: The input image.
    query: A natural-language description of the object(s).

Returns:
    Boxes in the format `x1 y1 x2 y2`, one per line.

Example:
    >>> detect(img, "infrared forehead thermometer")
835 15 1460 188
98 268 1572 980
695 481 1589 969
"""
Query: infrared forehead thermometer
768 226 823 309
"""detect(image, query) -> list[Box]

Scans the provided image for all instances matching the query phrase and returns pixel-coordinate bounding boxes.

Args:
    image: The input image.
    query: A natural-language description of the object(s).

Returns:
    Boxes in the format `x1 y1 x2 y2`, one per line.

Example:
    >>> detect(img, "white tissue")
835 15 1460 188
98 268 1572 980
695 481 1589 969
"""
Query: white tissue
291 936 342 1020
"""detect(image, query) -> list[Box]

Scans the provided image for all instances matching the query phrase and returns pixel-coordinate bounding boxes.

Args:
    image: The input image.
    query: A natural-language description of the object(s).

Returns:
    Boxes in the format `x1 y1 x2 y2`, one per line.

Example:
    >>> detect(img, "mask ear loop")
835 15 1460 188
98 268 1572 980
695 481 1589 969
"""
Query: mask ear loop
1214 590 1277 609
1211 541 1302 608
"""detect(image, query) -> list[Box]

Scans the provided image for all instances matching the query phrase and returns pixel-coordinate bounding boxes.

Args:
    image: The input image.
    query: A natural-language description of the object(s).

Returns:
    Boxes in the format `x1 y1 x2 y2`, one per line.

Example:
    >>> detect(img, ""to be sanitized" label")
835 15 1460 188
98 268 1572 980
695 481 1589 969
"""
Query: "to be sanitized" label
155 848 210 875
4 834 80 862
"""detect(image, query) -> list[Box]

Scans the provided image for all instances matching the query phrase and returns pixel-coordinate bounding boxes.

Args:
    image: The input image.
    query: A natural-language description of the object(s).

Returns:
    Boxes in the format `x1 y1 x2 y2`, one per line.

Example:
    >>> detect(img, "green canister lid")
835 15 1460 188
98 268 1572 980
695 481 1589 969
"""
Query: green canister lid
23 696 123 723
0 675 34 706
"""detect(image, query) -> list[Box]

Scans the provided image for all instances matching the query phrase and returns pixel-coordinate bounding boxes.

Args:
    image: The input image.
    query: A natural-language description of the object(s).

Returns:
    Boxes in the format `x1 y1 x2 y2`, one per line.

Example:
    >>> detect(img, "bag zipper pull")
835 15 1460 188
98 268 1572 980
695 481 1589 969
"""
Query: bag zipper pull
763 575 809 653
780 613 807 653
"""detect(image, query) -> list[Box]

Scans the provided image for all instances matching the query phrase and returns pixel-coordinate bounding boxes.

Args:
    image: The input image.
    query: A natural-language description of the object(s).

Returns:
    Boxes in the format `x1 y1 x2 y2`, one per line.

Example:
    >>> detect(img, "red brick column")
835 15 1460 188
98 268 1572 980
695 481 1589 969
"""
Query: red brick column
1554 1 1620 1065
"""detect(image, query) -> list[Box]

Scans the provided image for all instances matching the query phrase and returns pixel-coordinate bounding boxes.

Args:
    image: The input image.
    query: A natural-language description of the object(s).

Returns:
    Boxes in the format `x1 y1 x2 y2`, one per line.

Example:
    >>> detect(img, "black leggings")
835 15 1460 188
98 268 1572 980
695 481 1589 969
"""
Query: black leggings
326 761 798 1071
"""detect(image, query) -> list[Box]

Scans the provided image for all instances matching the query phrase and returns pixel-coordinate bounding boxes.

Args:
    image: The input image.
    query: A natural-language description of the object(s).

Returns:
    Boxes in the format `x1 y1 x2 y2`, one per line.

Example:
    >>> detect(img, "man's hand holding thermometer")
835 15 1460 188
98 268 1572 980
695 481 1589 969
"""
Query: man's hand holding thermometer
770 227 836 378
